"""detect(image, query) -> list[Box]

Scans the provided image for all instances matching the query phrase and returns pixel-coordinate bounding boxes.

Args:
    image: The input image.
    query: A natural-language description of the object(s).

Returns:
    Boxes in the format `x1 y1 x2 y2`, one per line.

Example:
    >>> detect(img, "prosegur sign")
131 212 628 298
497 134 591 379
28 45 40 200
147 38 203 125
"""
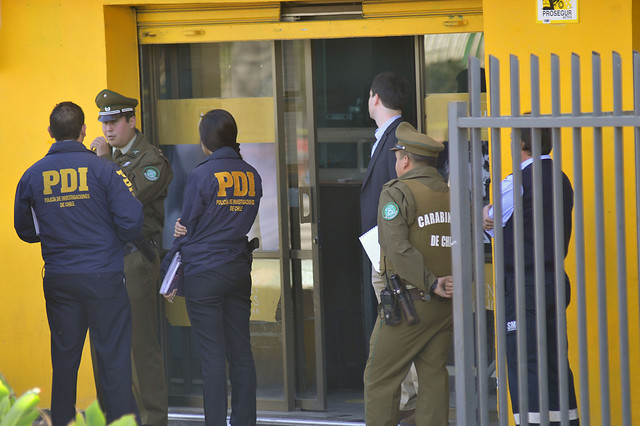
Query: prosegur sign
538 0 578 24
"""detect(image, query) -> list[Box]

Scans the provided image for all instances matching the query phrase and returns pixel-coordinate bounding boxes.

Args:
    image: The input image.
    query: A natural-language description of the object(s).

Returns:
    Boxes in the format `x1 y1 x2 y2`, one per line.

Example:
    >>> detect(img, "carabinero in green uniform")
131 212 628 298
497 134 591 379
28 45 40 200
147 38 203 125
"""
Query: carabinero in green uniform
364 122 454 426
90 89 173 426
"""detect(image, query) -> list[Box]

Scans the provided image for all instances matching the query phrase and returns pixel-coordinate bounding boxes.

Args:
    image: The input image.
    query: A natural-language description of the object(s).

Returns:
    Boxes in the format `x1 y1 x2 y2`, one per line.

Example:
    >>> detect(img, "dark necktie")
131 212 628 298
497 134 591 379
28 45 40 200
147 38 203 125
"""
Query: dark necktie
114 149 122 160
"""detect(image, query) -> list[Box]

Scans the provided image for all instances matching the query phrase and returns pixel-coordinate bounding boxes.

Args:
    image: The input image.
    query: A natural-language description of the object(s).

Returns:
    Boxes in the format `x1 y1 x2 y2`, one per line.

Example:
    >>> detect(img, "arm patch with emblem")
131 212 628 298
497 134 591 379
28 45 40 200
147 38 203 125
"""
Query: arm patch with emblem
143 166 160 182
382 202 399 220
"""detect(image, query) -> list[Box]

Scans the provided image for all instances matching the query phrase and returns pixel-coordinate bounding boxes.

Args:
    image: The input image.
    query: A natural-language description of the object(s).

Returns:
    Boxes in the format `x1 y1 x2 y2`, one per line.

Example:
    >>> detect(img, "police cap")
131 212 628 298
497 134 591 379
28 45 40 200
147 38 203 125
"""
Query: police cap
95 89 138 122
392 122 443 158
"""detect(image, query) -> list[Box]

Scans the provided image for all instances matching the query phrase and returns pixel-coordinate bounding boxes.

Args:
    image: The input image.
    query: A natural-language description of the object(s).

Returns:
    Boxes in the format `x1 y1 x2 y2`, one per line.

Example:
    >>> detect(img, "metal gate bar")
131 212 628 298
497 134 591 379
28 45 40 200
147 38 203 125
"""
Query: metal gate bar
488 54 509 426
570 52 590 426
449 50 640 426
612 51 632 426
591 52 611 426
470 59 490 426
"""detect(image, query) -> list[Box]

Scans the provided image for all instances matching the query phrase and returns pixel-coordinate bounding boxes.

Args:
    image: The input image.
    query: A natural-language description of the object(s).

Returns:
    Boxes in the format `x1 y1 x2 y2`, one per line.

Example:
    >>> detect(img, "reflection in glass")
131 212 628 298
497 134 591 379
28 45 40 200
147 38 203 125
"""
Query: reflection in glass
282 40 318 400
423 33 485 94
297 259 317 398
153 42 273 100
311 37 416 183
423 32 486 182
142 40 284 404
250 259 285 400
283 40 313 249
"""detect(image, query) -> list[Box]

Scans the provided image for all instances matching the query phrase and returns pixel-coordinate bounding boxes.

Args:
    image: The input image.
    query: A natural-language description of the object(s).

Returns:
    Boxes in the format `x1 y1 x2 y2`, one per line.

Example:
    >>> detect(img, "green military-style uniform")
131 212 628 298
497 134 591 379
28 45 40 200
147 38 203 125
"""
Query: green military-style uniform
103 129 172 244
364 123 453 426
93 90 172 426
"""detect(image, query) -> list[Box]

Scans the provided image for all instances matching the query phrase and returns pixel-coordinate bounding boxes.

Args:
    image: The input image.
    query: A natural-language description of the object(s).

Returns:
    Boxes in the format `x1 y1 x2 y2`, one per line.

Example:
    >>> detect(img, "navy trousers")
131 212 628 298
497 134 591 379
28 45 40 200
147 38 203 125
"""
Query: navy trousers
183 258 257 426
43 271 139 426
505 272 579 425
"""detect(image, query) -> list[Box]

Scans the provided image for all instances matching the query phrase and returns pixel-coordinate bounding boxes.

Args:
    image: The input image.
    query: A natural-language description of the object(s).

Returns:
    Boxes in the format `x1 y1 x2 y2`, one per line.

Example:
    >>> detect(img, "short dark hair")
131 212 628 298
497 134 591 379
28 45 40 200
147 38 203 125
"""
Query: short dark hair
370 72 410 111
199 109 240 156
49 102 84 141
521 127 552 155
403 150 438 167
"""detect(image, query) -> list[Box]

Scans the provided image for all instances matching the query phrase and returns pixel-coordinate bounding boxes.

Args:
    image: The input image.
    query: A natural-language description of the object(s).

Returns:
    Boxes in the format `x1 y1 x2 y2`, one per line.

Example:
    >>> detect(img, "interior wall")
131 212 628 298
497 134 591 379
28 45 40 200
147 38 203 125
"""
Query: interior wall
482 1 639 424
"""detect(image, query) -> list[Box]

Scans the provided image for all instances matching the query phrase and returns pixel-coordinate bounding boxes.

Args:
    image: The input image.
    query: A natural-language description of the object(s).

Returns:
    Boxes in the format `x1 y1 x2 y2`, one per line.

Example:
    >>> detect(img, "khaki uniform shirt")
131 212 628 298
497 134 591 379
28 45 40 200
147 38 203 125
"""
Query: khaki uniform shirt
378 165 452 291
101 130 172 242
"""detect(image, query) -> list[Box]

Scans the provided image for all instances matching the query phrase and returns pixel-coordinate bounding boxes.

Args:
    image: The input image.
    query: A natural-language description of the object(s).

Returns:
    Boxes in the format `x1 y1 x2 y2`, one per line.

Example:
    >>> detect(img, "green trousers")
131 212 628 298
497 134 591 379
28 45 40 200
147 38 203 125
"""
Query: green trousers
364 296 453 426
92 251 168 426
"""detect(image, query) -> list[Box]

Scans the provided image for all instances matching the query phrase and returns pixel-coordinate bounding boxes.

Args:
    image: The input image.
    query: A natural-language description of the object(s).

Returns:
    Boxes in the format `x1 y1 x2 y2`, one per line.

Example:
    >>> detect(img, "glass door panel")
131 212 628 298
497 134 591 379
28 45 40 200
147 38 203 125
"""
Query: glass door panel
141 41 286 407
280 39 326 409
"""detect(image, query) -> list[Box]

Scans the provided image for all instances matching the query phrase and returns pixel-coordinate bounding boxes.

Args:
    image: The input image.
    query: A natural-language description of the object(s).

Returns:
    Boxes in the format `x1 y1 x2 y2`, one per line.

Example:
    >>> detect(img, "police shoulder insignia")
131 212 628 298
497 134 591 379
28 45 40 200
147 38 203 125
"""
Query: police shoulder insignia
143 166 160 182
382 202 399 220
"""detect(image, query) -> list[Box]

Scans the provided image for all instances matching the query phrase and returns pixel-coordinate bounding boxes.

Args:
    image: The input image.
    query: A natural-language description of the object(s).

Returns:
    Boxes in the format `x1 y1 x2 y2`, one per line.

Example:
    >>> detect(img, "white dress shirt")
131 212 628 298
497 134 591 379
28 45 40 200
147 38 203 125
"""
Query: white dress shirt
486 155 552 237
370 115 401 157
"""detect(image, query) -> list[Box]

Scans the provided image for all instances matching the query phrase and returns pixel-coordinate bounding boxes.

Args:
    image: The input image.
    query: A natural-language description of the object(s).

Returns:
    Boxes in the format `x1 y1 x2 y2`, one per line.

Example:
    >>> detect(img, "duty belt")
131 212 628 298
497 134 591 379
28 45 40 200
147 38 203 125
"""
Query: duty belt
406 287 426 302
125 238 158 261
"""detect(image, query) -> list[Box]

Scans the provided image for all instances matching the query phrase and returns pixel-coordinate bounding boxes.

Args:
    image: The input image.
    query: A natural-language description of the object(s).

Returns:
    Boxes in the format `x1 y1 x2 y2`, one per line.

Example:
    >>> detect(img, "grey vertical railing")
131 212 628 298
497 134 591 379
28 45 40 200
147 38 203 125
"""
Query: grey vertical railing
449 51 640 426
612 51 632 426
469 57 489 426
449 100 477 426
550 53 569 426
570 52 590 426
488 54 509 426
591 52 611 426
530 54 550 426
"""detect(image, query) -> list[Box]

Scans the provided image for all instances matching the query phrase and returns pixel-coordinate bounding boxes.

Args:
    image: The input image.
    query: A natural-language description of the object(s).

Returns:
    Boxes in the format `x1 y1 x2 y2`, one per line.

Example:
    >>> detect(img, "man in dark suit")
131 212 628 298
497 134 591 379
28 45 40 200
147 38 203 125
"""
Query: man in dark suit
361 71 408 299
360 71 417 420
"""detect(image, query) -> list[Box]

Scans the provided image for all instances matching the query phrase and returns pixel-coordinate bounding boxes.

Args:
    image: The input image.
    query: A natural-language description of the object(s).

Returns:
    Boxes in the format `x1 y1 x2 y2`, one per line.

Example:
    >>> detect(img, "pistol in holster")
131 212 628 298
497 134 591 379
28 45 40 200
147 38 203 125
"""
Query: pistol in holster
134 236 158 262
385 274 419 326
246 237 260 265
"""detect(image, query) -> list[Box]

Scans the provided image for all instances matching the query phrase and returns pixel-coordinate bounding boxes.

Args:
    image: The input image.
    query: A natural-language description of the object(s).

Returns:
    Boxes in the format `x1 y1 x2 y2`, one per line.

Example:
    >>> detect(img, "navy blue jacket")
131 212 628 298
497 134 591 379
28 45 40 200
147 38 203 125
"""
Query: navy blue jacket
170 147 262 276
359 117 402 233
14 140 144 274
503 159 573 276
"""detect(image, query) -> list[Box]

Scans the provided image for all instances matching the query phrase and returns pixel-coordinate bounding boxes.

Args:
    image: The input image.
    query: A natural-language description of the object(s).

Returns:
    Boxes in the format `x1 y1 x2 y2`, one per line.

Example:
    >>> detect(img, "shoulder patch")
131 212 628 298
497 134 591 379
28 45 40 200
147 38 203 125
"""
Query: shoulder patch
143 166 160 182
382 202 399 220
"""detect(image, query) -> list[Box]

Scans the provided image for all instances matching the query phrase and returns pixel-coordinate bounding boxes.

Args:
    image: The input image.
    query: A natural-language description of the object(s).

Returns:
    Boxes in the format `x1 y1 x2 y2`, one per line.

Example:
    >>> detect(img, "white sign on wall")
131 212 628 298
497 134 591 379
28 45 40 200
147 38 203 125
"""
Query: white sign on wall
537 0 578 24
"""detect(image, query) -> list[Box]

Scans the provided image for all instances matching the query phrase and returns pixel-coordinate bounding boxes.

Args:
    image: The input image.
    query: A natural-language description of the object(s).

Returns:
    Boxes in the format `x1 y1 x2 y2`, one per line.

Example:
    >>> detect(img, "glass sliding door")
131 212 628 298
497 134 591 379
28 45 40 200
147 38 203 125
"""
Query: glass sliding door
278 39 326 410
140 41 287 409
140 38 328 412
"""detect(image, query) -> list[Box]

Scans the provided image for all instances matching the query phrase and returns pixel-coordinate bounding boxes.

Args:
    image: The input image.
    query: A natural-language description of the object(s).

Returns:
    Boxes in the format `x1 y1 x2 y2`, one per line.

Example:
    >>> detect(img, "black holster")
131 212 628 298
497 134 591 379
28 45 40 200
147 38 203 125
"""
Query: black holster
134 237 158 262
379 286 402 326
388 274 419 325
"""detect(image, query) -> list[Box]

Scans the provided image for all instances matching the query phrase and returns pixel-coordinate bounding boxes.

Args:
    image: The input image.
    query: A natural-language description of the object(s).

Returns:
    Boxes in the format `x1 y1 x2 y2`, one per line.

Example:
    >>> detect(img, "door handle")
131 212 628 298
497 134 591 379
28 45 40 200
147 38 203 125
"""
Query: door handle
299 187 313 224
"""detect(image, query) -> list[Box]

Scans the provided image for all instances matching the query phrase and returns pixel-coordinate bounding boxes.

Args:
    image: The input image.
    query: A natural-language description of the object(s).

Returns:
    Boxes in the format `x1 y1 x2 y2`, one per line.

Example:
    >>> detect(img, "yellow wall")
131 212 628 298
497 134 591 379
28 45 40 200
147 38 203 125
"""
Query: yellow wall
483 0 639 423
0 0 141 409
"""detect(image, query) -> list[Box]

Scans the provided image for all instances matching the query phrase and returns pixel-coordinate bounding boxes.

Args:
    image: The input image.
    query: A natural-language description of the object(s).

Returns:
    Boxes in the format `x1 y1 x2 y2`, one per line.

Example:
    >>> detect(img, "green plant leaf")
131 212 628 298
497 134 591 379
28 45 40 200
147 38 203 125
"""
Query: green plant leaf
0 397 11 419
0 388 40 426
0 375 14 398
72 410 86 426
0 383 10 402
84 401 106 426
14 409 39 426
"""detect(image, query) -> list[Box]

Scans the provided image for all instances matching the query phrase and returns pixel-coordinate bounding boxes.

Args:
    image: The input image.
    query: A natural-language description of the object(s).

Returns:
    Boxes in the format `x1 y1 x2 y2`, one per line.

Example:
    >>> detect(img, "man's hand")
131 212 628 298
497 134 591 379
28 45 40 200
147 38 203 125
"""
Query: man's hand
89 136 111 156
433 276 453 299
174 218 187 238
483 204 494 231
